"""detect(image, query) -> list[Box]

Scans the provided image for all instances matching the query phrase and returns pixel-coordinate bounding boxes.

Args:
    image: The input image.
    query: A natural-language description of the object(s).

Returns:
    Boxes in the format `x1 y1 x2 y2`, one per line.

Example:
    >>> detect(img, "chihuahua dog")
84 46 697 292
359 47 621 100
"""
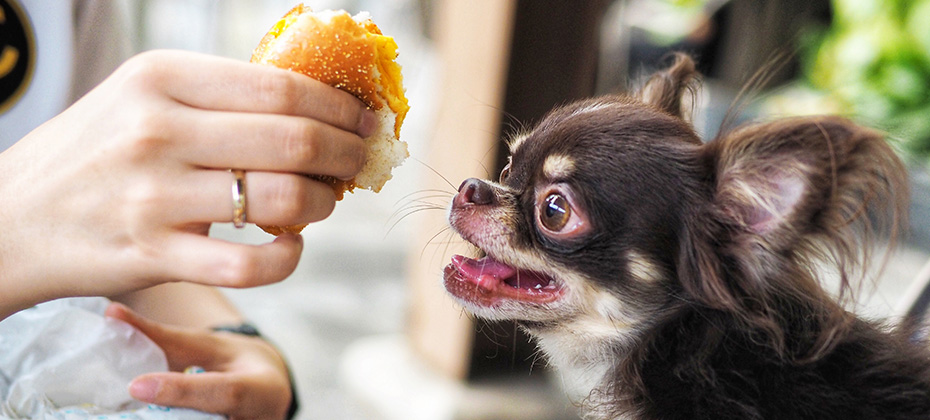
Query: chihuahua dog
443 54 930 419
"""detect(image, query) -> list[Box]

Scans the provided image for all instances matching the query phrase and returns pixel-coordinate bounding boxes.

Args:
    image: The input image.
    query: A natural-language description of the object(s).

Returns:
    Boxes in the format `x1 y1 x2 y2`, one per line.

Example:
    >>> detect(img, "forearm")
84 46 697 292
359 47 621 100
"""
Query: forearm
0 284 49 322
111 283 244 329
0 241 64 320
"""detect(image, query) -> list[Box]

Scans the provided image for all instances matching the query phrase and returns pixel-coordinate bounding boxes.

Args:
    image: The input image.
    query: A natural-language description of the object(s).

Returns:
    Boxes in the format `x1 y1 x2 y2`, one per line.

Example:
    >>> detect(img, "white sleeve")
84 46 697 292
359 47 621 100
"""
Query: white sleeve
68 0 133 103
0 0 132 151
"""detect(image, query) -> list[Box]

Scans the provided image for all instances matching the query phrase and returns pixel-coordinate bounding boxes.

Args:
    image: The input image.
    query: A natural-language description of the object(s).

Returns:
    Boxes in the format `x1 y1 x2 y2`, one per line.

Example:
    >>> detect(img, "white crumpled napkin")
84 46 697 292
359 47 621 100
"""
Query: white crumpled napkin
0 297 223 420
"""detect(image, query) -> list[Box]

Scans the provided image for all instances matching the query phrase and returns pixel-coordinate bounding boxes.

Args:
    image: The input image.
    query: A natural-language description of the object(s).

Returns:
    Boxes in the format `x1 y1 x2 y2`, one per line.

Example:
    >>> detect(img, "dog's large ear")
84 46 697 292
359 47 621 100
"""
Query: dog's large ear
682 116 908 314
637 53 700 120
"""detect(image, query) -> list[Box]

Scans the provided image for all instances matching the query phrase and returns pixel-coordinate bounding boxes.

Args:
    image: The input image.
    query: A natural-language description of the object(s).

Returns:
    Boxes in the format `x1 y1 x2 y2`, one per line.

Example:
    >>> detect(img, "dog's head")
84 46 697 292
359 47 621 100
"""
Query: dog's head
443 54 908 354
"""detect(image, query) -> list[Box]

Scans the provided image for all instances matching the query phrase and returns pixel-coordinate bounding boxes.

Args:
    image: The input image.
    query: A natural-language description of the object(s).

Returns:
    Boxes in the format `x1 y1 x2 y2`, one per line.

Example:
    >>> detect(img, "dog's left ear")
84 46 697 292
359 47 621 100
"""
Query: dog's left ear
681 116 908 311
708 117 907 246
638 53 699 120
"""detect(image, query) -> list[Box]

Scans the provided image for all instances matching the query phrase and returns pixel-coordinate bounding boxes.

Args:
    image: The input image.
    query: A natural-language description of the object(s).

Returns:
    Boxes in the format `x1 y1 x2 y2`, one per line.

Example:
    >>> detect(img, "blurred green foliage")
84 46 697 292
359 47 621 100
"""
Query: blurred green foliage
806 0 930 156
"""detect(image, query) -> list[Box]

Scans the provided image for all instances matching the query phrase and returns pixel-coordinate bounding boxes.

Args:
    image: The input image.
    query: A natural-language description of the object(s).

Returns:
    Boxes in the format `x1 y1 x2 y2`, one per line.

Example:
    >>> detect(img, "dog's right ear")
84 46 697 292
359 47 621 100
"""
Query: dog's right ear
637 53 700 120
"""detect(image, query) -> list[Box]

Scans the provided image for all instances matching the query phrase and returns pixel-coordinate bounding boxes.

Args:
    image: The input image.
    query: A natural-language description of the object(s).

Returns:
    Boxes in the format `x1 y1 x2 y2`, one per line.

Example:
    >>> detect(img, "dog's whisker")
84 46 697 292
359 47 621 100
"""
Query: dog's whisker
511 322 521 369
392 188 455 207
474 158 494 181
475 320 504 349
384 193 453 235
383 206 446 238
410 157 458 191
392 195 449 210
420 227 454 261
386 202 446 226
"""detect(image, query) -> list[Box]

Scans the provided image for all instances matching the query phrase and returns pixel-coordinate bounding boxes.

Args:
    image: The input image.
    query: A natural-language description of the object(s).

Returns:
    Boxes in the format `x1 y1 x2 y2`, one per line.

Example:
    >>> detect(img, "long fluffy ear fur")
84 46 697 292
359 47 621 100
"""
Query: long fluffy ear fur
637 53 700 124
681 116 909 356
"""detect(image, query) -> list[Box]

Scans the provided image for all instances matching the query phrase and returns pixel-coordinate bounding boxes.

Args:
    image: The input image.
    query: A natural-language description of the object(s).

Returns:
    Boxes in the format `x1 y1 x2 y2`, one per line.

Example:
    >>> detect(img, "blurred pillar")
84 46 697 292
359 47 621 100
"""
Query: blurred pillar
406 0 611 381
406 0 518 380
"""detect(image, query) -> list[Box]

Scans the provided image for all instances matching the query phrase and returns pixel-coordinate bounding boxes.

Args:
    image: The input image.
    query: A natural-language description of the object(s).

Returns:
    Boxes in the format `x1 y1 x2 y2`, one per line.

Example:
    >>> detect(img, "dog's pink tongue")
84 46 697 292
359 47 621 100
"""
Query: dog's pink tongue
451 255 516 288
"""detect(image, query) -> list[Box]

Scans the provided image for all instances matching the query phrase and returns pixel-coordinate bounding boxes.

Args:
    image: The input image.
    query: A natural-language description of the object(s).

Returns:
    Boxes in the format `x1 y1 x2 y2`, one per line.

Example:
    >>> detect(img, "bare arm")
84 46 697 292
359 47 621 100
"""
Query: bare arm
112 283 244 329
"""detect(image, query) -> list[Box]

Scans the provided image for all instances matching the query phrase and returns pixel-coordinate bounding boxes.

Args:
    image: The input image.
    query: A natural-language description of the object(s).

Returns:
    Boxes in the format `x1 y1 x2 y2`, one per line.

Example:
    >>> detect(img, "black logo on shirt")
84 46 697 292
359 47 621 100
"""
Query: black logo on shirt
0 0 34 114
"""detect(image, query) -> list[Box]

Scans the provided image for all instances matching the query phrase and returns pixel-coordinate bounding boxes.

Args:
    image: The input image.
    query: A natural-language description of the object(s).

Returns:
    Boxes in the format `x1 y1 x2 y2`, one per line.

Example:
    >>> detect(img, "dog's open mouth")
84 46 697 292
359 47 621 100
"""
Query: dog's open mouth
443 254 564 306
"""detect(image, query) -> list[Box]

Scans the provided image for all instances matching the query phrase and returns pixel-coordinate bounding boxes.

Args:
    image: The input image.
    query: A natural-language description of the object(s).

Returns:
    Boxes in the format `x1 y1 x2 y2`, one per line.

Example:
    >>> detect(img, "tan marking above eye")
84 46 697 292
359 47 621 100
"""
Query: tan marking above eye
543 154 575 180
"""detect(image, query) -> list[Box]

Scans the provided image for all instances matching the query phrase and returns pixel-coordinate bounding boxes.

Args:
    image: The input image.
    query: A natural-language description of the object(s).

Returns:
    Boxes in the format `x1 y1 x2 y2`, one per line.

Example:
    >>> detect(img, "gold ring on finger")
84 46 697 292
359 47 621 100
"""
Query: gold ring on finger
230 169 247 228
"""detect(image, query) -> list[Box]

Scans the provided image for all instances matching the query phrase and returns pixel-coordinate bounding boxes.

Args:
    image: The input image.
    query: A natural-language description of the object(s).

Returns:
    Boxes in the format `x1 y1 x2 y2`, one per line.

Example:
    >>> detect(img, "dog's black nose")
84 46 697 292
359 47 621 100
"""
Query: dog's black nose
457 178 495 205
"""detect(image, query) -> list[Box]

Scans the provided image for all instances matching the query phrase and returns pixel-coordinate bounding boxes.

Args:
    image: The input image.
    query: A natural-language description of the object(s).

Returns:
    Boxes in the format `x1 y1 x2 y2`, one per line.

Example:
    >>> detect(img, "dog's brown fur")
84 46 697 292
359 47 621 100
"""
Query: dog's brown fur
443 54 930 419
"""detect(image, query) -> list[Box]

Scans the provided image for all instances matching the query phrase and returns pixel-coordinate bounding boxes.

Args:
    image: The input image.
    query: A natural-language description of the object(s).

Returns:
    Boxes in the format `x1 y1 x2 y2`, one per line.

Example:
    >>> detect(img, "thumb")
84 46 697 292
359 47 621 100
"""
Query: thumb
105 302 219 370
104 302 173 340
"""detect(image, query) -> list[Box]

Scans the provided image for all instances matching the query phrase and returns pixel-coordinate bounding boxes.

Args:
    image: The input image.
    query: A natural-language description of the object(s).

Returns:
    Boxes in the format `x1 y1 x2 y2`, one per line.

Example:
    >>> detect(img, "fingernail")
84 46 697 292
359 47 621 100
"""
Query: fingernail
358 109 379 138
129 378 160 402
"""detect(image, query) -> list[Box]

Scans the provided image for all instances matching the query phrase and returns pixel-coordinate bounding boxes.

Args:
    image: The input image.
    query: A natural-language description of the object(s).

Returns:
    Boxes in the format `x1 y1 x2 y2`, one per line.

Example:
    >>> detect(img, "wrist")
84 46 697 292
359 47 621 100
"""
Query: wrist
211 322 262 337
210 322 299 420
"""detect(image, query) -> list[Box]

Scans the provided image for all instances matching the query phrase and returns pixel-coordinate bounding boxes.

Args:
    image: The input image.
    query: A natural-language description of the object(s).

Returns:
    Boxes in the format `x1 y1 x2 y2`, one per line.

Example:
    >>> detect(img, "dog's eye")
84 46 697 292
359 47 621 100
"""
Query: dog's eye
499 163 511 183
541 194 571 231
535 187 590 239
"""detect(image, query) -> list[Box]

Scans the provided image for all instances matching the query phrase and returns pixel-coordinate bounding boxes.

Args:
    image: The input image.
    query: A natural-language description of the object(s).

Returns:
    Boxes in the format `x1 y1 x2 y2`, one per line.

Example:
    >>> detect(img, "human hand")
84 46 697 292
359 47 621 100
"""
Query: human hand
105 302 295 420
0 50 375 318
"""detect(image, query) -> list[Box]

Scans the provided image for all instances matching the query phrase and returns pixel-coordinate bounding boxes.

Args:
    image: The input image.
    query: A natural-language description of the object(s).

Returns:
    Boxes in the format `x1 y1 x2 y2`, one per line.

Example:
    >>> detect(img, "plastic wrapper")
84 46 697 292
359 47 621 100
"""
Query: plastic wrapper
0 297 223 420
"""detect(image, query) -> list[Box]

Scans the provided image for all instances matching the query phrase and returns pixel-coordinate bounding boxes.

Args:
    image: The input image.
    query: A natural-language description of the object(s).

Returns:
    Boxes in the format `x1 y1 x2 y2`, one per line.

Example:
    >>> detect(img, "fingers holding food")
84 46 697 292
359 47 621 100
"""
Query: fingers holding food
167 109 367 180
118 50 377 137
250 4 411 235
